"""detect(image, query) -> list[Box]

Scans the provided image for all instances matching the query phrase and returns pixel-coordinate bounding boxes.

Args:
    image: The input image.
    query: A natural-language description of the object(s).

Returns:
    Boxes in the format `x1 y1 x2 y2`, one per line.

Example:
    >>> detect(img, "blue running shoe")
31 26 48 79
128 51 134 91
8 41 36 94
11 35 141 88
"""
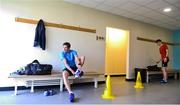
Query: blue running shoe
49 90 55 96
75 69 84 78
69 93 75 102
43 90 50 96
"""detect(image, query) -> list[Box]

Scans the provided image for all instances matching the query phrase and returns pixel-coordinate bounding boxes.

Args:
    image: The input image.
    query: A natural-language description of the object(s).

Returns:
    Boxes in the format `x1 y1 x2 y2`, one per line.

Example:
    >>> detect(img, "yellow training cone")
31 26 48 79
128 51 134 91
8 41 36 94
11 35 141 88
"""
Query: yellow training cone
134 71 144 89
102 75 115 100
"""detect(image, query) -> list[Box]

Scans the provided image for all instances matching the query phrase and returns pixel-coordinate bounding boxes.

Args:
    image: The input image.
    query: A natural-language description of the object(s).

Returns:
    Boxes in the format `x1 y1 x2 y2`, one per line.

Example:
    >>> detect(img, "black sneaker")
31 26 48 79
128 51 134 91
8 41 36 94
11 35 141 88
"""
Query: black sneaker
160 80 167 83
69 93 75 102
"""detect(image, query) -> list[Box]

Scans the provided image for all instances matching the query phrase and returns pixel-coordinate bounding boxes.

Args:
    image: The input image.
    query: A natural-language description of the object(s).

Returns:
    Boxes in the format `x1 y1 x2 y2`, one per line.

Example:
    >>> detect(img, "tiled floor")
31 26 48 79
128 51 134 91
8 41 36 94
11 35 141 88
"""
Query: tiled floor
0 77 180 104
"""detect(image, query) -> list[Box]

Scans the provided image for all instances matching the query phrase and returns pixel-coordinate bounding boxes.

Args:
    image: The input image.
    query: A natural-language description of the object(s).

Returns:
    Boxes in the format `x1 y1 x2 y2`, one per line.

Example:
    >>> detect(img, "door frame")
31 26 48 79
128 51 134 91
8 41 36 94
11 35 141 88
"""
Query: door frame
105 27 130 77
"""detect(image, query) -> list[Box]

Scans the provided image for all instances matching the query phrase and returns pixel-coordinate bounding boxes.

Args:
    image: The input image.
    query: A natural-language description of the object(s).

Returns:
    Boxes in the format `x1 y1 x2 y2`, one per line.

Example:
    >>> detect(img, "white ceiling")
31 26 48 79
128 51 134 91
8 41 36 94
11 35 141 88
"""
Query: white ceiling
64 0 180 30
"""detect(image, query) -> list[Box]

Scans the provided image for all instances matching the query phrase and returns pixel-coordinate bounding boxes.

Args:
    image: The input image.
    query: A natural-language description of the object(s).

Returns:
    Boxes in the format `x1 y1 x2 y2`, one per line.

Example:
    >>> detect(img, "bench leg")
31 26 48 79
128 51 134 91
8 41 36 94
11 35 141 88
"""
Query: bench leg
174 73 178 80
30 80 34 93
94 78 98 88
14 80 18 95
60 78 63 92
146 73 149 83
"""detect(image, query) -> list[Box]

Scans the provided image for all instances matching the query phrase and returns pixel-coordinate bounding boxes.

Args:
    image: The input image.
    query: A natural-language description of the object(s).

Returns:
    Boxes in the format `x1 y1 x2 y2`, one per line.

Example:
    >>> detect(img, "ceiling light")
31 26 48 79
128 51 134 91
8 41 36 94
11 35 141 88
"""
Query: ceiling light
163 8 172 12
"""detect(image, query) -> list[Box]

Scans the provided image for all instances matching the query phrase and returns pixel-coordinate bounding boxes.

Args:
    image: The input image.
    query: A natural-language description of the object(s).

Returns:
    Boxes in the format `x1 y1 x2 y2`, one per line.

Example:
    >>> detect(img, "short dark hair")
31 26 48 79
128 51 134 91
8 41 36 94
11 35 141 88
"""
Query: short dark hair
63 42 71 48
156 39 162 43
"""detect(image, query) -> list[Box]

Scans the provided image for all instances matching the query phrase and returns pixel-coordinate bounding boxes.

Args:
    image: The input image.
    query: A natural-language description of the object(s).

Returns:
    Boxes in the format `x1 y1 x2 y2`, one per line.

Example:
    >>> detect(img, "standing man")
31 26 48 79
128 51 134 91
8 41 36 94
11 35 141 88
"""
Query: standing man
156 39 169 83
59 42 85 102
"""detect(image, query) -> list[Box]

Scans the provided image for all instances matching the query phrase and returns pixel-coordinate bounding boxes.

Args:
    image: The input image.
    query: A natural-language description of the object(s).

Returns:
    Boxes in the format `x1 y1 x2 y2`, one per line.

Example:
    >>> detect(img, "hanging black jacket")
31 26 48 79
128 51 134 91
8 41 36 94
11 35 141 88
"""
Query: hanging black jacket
33 19 46 50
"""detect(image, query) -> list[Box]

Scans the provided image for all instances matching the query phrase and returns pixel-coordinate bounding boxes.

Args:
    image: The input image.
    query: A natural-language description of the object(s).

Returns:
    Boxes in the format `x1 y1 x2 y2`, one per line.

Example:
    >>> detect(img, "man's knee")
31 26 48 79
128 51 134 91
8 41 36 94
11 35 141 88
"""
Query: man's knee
81 56 85 60
63 71 69 78
162 67 167 70
79 56 85 66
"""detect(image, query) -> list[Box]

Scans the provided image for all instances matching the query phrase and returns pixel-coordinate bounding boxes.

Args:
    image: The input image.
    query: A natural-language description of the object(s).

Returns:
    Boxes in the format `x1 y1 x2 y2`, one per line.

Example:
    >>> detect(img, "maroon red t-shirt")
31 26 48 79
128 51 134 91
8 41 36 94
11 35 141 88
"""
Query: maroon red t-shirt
159 44 168 60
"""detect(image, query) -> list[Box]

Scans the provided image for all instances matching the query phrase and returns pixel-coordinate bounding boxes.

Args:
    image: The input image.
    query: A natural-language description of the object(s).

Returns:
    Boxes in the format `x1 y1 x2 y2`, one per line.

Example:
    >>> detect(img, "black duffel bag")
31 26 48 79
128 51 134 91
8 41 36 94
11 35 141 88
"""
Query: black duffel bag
25 60 52 75
147 65 161 71
36 64 52 75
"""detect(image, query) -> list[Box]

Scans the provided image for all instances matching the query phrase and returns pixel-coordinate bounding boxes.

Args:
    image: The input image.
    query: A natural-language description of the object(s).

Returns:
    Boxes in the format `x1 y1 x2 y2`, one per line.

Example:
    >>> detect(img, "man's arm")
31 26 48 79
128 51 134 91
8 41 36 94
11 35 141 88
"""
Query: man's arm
157 49 168 64
60 52 75 74
75 56 82 70
156 58 162 64
166 49 169 58
163 49 169 62
62 59 75 75
72 50 82 70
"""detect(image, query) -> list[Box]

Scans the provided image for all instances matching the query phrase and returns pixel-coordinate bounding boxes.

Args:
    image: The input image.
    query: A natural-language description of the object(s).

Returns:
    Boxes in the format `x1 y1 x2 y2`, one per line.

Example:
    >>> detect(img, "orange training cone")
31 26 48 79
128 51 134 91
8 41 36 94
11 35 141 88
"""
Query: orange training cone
102 75 115 99
134 71 144 89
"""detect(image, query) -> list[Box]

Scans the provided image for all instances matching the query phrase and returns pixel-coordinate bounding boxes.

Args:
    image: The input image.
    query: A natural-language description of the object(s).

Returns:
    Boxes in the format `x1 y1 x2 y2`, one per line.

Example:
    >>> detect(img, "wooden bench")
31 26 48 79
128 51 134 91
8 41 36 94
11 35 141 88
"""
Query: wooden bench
8 71 104 95
146 69 180 83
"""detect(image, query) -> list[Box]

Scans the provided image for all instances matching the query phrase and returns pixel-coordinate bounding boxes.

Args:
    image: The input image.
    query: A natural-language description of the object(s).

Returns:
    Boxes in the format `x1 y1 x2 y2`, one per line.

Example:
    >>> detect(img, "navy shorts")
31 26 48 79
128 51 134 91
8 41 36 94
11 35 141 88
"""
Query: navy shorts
62 66 78 76
162 58 169 67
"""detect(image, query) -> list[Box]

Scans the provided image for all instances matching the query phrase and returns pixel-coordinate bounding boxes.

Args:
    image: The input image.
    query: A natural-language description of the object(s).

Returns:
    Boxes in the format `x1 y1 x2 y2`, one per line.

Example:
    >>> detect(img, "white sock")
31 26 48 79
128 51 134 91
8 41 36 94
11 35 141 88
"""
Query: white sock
69 91 73 94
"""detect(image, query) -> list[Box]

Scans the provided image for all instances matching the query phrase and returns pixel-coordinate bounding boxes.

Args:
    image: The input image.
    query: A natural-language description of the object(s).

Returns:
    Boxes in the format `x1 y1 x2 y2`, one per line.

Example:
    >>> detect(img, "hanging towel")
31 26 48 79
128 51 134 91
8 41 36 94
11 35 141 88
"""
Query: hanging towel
33 19 46 50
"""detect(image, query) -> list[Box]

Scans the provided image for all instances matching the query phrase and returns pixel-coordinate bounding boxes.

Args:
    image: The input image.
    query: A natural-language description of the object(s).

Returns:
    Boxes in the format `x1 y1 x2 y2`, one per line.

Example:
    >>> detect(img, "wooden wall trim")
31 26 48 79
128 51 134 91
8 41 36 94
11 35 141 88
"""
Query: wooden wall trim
174 43 180 46
15 17 96 33
137 37 175 46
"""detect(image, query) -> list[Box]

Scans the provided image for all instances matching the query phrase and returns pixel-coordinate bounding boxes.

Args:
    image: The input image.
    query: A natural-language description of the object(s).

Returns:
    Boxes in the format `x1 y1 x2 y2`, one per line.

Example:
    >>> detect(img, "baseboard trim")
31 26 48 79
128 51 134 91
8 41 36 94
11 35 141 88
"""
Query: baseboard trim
105 75 126 77
125 78 135 81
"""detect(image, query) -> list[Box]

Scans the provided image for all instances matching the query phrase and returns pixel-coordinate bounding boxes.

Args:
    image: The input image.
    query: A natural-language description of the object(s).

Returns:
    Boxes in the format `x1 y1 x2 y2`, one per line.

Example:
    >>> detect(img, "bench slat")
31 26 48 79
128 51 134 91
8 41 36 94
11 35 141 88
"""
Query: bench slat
8 72 104 79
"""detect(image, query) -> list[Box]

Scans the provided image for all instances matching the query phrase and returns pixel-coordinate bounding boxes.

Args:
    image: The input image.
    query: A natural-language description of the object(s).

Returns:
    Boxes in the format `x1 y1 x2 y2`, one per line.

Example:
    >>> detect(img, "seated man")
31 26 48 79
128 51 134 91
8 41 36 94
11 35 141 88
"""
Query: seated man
59 42 85 102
